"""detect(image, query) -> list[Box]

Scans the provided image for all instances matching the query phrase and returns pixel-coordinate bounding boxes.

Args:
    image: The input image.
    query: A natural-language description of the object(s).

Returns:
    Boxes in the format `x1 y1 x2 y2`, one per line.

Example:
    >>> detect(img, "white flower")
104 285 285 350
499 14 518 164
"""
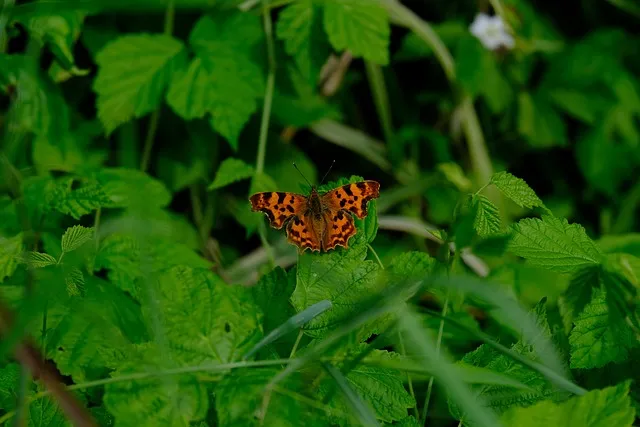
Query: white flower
469 13 515 50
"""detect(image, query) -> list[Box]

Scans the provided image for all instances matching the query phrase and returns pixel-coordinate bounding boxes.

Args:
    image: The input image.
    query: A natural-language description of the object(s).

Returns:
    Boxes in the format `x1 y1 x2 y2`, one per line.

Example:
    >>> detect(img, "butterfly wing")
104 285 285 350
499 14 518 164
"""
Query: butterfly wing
321 181 380 219
250 192 307 229
286 214 322 252
322 209 357 251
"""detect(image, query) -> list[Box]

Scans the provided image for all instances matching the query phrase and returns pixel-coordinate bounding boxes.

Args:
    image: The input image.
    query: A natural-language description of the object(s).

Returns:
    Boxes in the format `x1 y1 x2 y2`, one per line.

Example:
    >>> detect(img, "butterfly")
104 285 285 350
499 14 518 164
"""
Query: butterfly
250 180 380 253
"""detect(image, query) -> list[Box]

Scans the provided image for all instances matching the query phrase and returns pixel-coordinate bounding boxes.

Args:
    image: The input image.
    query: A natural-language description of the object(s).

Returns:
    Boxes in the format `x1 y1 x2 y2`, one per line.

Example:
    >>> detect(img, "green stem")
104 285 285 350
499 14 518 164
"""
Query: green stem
255 0 276 175
365 61 394 144
140 0 174 173
289 329 304 358
420 291 450 425
368 244 384 269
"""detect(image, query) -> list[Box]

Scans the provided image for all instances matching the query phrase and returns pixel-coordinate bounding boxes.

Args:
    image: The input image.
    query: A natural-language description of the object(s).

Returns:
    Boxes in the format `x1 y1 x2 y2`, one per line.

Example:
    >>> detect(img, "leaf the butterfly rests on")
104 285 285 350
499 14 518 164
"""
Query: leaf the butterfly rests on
249 180 380 252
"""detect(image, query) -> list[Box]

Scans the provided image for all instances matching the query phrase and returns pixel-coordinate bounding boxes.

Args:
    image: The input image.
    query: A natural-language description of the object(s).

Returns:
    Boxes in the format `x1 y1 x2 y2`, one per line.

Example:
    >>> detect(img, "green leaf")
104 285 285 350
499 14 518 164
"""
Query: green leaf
95 167 172 209
569 289 639 369
323 0 390 65
291 230 382 340
61 225 94 253
64 267 85 296
517 91 567 148
509 215 602 273
104 343 207 427
501 381 635 426
51 179 112 219
0 363 19 410
323 348 416 423
28 395 73 427
473 195 502 237
144 266 262 364
20 251 57 268
172 14 264 149
558 265 600 331
93 34 187 134
0 233 23 282
490 171 544 210
454 302 568 417
208 158 255 191
216 368 328 427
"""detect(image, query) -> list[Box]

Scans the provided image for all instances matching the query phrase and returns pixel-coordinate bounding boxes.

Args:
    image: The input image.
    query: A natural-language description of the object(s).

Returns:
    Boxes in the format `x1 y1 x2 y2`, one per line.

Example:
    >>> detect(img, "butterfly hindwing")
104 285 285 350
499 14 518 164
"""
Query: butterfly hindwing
286 214 322 252
322 181 380 219
249 192 307 229
322 209 357 251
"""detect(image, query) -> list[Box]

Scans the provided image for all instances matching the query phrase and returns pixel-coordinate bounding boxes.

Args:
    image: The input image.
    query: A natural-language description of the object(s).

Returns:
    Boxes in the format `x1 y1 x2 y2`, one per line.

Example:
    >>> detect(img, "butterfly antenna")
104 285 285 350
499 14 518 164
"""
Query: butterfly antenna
319 159 335 186
292 162 313 188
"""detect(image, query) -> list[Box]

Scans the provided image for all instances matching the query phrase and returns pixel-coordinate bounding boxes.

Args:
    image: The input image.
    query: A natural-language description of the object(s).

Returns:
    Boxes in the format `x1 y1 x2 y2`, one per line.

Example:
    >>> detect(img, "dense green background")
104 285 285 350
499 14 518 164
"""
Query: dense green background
1 0 640 426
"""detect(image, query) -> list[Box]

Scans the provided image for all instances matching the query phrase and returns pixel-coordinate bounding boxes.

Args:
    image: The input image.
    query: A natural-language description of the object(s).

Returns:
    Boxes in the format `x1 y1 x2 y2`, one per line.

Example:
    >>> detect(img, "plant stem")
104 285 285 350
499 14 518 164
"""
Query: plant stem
140 0 174 173
365 61 394 144
420 291 450 425
255 0 276 175
368 244 384 269
289 329 304 358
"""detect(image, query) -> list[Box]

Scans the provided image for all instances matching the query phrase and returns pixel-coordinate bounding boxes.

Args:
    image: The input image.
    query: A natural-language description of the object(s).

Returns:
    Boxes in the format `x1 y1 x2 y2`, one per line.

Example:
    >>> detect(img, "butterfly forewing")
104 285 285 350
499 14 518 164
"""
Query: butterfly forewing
249 191 307 229
321 181 380 219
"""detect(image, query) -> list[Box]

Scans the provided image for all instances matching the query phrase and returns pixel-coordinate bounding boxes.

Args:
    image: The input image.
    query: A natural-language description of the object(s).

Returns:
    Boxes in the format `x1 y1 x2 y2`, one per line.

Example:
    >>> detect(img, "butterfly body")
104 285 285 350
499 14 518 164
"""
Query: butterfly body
250 180 380 253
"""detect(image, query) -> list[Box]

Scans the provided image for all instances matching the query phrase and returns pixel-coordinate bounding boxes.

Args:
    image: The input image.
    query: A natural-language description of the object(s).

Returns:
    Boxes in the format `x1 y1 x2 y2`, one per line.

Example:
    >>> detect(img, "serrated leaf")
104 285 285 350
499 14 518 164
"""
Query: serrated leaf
64 267 85 296
0 233 23 282
52 179 112 219
0 363 19 410
61 225 94 253
509 215 602 273
144 266 262 365
104 343 207 427
208 158 255 190
452 301 568 418
323 348 416 423
291 228 382 340
323 0 390 65
173 14 264 150
558 265 600 332
95 167 172 209
473 195 501 237
569 289 639 369
490 171 544 209
28 395 72 427
216 368 328 427
93 34 187 133
501 381 635 427
21 251 57 268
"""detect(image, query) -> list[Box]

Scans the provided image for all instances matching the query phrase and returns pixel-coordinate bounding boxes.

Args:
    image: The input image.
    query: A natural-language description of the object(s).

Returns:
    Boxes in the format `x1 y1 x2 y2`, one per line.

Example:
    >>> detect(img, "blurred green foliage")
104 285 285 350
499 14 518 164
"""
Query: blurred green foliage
1 0 640 426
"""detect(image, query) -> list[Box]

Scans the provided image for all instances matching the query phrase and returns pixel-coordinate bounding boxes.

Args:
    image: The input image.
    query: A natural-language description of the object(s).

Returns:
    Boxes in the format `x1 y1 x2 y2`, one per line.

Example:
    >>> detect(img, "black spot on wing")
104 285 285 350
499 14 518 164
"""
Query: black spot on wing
344 185 353 196
356 182 366 191
286 205 295 213
277 192 287 204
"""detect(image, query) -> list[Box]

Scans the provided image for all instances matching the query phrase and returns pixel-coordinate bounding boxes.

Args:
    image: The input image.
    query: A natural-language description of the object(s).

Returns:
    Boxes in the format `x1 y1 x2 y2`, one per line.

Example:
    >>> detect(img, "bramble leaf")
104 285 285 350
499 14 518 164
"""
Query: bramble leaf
104 343 207 427
20 251 57 268
490 171 545 209
61 225 94 253
94 168 172 209
0 233 23 282
64 267 85 296
0 363 19 410
473 194 502 237
93 34 187 133
51 179 111 219
509 215 602 273
569 289 639 369
323 0 390 65
208 158 255 190
143 266 262 364
501 381 635 426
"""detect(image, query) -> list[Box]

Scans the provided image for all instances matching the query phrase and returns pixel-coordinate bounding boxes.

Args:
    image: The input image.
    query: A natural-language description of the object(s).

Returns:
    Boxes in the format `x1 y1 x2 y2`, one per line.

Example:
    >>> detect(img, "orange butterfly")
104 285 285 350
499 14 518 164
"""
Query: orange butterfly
250 179 380 253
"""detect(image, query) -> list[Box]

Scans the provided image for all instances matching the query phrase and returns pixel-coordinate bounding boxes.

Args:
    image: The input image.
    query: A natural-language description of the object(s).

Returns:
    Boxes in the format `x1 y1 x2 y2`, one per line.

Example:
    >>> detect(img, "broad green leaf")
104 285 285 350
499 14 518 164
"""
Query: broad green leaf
0 233 23 282
322 348 416 423
517 91 567 148
490 171 544 210
473 195 501 237
396 416 420 427
323 0 390 65
104 343 208 427
569 289 639 369
176 14 264 149
20 251 57 268
388 251 434 281
216 368 328 427
64 267 85 296
509 215 602 273
292 230 382 340
208 157 255 190
0 363 19 410
94 167 172 209
28 395 72 427
93 34 187 133
61 225 94 253
452 301 568 418
501 381 635 426
51 178 111 219
558 265 600 332
144 266 262 364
